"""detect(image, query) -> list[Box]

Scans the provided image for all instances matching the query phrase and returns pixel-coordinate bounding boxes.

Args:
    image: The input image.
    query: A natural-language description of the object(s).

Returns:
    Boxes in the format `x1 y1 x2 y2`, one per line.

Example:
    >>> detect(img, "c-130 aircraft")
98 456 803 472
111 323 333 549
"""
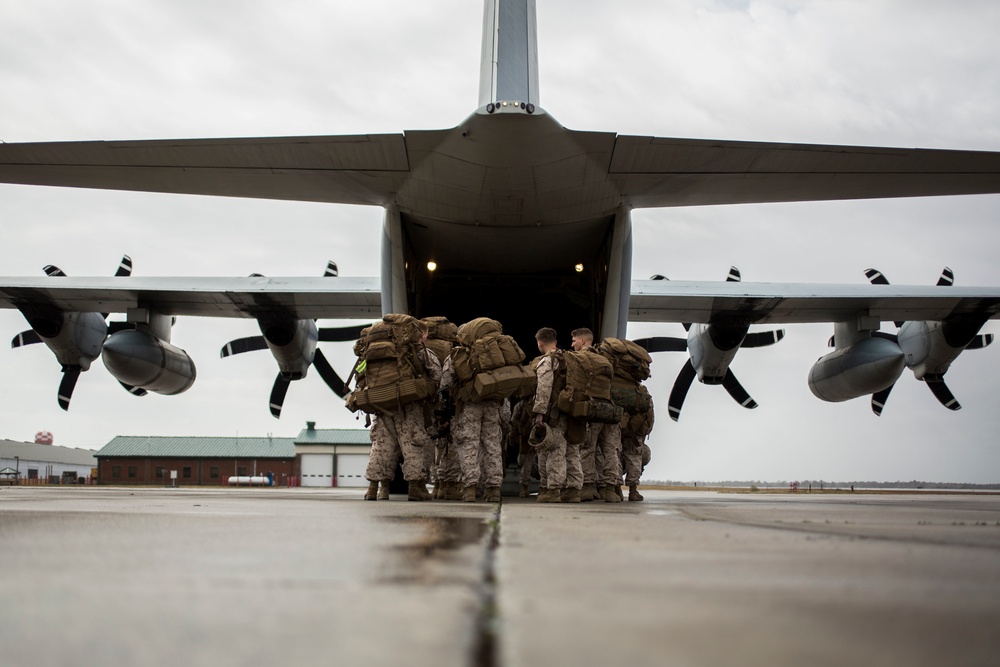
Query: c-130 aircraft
1 1 999 425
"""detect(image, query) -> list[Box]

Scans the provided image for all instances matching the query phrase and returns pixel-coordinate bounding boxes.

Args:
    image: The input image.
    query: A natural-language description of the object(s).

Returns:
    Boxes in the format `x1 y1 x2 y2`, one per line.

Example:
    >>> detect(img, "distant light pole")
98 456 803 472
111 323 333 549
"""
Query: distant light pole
14 456 19 484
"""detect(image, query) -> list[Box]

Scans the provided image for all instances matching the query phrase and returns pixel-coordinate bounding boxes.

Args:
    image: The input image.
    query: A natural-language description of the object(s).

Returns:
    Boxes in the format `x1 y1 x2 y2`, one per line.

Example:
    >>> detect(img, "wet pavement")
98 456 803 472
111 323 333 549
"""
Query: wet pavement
1 487 998 667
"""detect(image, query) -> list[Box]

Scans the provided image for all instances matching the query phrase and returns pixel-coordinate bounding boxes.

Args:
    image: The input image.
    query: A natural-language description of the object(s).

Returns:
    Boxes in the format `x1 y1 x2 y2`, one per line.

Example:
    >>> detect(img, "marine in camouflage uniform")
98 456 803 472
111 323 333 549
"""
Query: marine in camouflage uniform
362 326 442 501
532 327 573 502
570 328 622 502
439 354 504 501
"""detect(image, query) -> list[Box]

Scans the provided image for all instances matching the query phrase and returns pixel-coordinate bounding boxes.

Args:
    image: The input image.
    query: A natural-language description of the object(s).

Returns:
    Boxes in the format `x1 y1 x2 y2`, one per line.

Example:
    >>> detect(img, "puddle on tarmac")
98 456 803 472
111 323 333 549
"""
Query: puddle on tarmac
375 516 490 585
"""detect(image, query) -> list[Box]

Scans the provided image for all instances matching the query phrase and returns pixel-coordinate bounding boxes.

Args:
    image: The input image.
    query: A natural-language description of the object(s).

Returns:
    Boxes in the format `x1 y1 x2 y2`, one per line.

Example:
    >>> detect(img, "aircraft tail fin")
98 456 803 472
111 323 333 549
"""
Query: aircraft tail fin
479 0 539 108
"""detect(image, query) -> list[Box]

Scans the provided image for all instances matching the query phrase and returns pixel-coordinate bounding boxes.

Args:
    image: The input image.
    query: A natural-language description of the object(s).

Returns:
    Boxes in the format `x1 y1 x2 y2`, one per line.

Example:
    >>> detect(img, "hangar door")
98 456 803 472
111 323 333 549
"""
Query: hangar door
336 454 368 487
300 454 334 487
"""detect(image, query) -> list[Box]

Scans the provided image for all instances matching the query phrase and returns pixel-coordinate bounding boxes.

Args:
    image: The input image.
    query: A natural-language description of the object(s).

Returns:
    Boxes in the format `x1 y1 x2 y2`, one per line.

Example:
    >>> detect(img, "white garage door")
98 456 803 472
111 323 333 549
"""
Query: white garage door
300 454 334 487
336 454 369 487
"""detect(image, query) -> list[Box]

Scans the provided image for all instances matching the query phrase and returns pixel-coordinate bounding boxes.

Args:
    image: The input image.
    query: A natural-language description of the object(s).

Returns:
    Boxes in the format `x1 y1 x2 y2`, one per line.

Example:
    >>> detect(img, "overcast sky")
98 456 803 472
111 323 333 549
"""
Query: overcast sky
2 0 999 483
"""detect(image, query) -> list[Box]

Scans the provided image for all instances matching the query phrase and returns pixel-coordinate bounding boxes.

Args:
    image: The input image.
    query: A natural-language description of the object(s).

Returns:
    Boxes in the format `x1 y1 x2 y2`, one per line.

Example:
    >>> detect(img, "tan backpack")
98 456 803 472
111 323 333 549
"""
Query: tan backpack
421 316 458 365
555 350 622 424
451 318 534 402
599 337 652 383
346 314 436 414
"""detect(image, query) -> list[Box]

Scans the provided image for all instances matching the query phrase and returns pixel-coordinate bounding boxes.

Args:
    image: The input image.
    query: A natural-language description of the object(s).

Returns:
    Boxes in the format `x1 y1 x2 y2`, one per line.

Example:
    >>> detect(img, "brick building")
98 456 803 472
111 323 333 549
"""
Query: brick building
94 423 371 487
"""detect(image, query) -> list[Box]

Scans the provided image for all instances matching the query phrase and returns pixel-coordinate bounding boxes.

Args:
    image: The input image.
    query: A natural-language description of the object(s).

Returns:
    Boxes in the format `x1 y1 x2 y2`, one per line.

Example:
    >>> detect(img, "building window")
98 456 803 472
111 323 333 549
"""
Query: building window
128 466 137 479
237 467 247 476
183 467 192 479
156 467 166 479
112 466 121 478
210 467 219 479
27 469 38 479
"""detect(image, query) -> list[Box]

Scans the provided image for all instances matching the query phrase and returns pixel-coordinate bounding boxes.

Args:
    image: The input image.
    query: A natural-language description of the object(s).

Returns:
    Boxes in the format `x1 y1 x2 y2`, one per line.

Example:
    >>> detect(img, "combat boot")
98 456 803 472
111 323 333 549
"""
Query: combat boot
462 484 478 502
408 480 431 501
519 484 530 498
364 481 379 501
377 480 391 500
484 486 501 502
581 482 599 502
614 484 625 501
561 487 581 503
628 484 644 502
444 481 464 501
599 485 622 503
537 487 561 503
432 481 442 499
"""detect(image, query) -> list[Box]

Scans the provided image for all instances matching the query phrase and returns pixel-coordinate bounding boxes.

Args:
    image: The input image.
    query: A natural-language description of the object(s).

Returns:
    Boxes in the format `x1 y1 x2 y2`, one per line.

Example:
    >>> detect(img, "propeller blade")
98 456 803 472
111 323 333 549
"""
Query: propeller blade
318 324 368 342
667 360 697 422
633 336 687 353
936 267 954 287
649 274 668 280
313 348 350 397
220 335 269 358
966 333 994 350
741 330 785 348
871 383 895 417
925 379 961 411
107 321 135 335
864 268 889 286
269 374 291 419
119 382 148 397
828 335 835 348
726 266 741 283
115 255 133 277
57 368 81 411
12 330 43 348
872 331 899 344
44 265 66 277
722 370 758 410
324 261 339 277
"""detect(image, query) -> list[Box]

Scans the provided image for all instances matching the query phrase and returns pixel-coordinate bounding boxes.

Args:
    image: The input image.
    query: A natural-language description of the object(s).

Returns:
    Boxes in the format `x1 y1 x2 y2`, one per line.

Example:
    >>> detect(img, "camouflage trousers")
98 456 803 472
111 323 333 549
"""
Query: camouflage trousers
518 448 537 486
434 437 462 483
587 422 623 486
621 435 648 485
453 399 504 487
536 415 582 490
365 403 431 482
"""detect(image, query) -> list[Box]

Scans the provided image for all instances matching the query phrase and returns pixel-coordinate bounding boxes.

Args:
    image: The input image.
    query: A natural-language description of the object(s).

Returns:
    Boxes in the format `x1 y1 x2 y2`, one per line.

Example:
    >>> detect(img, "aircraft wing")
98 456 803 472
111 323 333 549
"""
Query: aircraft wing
629 280 1000 324
0 135 408 206
4 275 998 326
611 136 1000 207
0 276 382 320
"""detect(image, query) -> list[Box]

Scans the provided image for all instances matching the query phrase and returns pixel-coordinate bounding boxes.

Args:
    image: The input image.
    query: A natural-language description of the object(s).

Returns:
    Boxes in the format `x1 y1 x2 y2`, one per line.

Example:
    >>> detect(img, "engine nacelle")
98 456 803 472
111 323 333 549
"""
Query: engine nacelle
101 330 196 395
29 310 108 371
897 314 988 381
261 319 318 380
688 322 746 383
809 336 905 402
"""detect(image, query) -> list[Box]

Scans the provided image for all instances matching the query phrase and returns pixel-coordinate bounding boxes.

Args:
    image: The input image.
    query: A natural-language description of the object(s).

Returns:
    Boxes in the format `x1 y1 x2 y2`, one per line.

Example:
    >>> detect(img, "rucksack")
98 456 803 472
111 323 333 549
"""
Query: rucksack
421 316 458 365
346 314 436 414
555 349 622 424
599 337 652 383
451 318 534 403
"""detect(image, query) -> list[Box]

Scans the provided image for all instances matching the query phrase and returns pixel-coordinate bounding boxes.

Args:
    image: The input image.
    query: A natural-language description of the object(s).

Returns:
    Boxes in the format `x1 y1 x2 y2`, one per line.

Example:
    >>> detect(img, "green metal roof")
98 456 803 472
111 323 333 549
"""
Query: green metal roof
97 436 296 459
295 428 371 445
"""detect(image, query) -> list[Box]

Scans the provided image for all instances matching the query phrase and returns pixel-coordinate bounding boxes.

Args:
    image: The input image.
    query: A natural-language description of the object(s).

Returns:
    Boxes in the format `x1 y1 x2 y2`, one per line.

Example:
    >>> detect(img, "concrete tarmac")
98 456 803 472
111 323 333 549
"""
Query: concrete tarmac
1 487 998 667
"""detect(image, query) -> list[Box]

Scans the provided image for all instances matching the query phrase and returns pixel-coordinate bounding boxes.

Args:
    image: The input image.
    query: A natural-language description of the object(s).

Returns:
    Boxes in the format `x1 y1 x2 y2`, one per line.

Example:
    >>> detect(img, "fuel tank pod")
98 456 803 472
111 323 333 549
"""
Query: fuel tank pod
101 330 196 395
808 336 905 402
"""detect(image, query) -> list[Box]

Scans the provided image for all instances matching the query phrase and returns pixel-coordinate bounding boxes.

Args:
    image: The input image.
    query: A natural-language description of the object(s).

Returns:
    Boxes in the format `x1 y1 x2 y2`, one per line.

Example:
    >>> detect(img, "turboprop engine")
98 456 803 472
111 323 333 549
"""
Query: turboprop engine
634 267 785 421
219 262 359 418
101 312 196 396
11 255 134 409
808 319 905 403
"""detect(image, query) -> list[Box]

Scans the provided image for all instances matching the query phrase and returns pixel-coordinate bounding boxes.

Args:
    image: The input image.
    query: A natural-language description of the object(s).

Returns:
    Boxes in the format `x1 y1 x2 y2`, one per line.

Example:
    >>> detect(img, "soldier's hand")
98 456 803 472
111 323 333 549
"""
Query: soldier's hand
534 414 544 426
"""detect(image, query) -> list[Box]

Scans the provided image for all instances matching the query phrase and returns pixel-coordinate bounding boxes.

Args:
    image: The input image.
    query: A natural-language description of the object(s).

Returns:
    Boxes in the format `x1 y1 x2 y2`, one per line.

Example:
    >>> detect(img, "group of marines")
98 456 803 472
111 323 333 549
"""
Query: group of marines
360 318 651 504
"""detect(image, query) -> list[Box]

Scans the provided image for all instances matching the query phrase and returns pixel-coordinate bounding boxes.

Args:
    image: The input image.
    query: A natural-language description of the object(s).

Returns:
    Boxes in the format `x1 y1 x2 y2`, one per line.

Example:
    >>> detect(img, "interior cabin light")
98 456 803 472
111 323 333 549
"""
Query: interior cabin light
427 261 438 272
575 263 584 273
